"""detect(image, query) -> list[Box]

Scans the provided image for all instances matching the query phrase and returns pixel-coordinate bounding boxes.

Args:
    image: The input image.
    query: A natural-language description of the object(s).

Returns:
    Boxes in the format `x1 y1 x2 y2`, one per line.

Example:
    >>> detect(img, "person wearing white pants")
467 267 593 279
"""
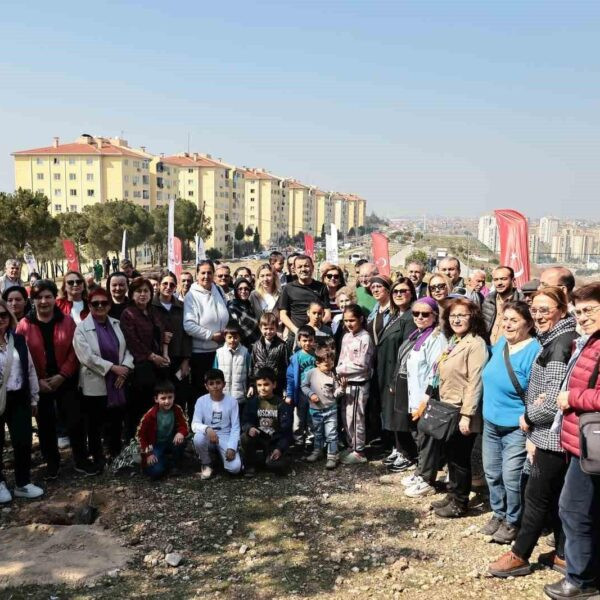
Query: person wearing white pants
192 369 242 479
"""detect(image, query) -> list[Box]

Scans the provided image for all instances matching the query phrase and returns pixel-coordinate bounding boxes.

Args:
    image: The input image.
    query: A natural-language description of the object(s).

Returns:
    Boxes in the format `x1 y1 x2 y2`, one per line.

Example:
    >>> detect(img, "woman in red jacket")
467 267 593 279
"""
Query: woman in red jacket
544 282 600 600
56 270 89 325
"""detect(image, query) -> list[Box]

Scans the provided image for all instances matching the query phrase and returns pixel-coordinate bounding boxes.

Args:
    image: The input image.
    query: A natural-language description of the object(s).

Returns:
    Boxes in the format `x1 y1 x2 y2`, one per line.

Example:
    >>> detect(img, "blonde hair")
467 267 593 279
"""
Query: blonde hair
254 264 281 299
335 285 356 303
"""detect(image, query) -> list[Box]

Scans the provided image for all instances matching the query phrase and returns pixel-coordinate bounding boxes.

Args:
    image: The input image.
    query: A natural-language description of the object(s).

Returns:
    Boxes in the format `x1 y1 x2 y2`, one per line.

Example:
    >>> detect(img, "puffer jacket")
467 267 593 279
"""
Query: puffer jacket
482 288 524 334
213 344 251 403
561 332 600 456
251 336 288 393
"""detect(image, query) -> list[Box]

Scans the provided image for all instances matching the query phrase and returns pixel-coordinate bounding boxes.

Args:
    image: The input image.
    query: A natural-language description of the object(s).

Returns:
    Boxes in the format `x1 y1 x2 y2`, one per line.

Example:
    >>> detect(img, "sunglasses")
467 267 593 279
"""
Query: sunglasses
0 311 9 319
90 300 110 308
325 273 340 280
429 283 447 292
393 288 411 295
66 279 83 286
161 281 176 288
412 310 433 318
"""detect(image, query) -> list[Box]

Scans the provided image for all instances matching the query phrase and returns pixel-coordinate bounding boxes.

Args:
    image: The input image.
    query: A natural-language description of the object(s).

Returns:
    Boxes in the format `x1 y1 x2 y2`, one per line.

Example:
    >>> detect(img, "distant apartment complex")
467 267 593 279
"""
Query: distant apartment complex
12 135 366 252
477 214 499 253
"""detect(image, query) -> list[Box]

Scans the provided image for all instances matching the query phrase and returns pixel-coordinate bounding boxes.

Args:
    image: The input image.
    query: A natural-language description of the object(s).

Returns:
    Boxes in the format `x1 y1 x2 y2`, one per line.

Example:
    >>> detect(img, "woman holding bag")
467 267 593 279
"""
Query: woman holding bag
73 287 134 467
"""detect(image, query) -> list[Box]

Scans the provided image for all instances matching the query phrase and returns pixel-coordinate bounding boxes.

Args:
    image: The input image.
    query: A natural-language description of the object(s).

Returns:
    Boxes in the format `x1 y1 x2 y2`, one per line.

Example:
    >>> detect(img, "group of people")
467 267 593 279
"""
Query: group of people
0 250 598 600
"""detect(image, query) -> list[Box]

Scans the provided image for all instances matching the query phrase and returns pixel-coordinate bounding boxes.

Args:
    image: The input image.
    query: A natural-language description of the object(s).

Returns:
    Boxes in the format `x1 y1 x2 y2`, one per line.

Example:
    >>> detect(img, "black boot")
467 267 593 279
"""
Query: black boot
434 499 467 518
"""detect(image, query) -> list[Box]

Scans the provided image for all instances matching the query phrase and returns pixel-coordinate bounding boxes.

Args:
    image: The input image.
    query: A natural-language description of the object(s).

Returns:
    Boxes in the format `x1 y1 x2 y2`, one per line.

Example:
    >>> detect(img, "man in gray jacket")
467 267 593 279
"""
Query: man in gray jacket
482 266 524 344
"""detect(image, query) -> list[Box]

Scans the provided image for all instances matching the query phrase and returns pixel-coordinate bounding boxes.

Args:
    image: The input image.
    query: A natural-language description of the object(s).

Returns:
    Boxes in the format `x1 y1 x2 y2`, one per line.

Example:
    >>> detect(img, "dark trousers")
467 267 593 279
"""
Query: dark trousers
395 425 418 462
83 395 124 461
512 447 567 561
126 362 159 441
168 358 195 422
143 440 185 480
241 432 290 474
37 386 86 467
559 455 600 588
190 352 217 404
0 391 32 487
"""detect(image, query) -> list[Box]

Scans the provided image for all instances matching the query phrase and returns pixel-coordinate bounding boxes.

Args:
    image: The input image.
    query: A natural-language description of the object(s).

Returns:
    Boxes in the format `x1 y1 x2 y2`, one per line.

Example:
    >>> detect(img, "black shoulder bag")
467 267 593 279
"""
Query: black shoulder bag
503 343 526 402
579 354 600 475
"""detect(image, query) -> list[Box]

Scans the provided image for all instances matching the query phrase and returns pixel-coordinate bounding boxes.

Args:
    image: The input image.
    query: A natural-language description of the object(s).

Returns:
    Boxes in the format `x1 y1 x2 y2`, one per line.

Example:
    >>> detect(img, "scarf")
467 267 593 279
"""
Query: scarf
94 317 126 408
409 325 435 351
430 334 460 390
0 333 15 416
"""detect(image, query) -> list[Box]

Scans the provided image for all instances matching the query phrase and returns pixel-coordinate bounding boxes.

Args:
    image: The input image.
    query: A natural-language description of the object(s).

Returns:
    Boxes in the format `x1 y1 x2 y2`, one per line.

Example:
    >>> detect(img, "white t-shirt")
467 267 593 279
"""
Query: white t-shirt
72 300 85 324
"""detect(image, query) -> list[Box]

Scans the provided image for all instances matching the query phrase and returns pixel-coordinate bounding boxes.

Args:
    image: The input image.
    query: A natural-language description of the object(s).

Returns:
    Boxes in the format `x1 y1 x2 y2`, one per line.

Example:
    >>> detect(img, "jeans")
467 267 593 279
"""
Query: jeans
512 447 567 561
482 421 527 525
559 455 600 589
143 440 185 480
241 432 291 474
309 405 338 455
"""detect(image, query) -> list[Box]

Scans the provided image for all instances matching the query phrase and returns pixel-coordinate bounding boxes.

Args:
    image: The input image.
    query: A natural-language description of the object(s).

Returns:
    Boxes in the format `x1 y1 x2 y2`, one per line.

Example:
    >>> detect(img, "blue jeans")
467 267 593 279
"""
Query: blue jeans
559 455 600 588
309 405 338 455
482 420 527 525
144 440 185 480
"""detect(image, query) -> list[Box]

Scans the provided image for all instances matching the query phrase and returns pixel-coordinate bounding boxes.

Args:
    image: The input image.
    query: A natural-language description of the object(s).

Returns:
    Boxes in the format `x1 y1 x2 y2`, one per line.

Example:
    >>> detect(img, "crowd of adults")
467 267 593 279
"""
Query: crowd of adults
0 251 598 600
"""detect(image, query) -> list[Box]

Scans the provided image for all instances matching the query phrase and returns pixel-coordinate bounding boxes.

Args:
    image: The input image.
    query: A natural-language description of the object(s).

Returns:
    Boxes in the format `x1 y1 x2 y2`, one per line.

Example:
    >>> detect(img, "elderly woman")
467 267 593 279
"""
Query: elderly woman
490 287 577 578
410 298 488 515
228 278 261 347
379 278 418 471
183 260 230 399
249 264 281 320
2 286 30 322
321 265 346 319
56 270 89 325
480 301 540 542
0 299 43 503
73 287 134 467
120 277 172 439
428 273 452 306
546 282 600 600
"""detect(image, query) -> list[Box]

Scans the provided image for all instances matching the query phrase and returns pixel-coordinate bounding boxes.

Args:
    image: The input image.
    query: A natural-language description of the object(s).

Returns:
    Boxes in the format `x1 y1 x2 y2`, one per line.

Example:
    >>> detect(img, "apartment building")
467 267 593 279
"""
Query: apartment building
150 156 180 209
287 180 316 237
12 135 152 214
315 189 334 238
477 214 499 252
539 216 560 244
332 193 349 235
244 169 287 246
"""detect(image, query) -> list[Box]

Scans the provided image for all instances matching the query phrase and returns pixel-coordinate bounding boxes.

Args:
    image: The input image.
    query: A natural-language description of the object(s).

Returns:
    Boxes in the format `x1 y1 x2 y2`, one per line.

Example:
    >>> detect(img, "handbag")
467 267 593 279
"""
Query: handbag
417 395 460 442
579 353 600 475
503 343 526 402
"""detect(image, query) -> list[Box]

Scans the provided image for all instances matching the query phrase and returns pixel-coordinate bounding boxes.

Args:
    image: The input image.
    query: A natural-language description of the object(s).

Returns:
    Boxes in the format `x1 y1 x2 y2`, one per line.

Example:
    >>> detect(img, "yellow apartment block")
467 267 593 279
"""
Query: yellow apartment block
287 181 316 237
315 190 335 238
332 193 349 234
243 169 287 246
150 156 180 210
13 135 152 215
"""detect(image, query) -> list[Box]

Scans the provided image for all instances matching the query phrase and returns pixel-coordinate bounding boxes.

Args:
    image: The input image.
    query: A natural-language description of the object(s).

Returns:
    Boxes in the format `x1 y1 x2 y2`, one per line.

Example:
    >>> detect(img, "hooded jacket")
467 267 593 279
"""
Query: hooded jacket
183 282 230 353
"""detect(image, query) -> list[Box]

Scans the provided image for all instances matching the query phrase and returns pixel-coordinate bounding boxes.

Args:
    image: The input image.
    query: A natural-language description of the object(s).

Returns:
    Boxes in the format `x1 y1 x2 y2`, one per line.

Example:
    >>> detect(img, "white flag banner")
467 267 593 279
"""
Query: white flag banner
167 196 175 273
121 230 127 261
23 243 38 275
195 234 206 264
326 223 339 264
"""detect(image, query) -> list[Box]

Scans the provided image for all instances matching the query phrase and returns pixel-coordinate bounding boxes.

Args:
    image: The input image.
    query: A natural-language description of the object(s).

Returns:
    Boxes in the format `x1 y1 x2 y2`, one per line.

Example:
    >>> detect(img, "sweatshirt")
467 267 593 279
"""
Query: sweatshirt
336 329 374 382
183 282 230 353
301 367 344 410
191 393 240 450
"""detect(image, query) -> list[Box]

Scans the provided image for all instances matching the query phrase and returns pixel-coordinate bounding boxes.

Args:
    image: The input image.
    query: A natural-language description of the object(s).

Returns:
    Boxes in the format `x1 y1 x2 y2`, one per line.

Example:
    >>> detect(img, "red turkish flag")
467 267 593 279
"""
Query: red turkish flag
61 239 80 272
371 232 390 277
173 237 183 280
304 234 315 259
494 209 530 288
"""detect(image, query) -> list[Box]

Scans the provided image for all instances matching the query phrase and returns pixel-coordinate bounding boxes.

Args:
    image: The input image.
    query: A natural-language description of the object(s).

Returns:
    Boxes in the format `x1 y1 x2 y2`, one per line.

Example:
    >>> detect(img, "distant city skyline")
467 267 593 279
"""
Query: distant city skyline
2 1 600 219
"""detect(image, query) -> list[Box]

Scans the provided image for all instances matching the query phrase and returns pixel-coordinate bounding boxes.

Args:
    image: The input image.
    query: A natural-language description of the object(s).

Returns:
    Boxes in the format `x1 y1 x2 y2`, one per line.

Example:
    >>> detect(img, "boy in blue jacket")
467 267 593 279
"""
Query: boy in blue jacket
241 367 293 477
285 325 316 448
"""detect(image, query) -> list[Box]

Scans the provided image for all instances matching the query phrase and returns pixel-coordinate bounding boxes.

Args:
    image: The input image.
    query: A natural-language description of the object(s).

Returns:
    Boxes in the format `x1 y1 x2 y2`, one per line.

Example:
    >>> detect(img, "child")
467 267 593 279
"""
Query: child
241 367 293 477
192 368 242 479
331 287 356 335
336 305 375 465
137 380 189 480
286 325 317 447
302 301 333 346
250 312 288 396
301 347 346 469
213 323 251 408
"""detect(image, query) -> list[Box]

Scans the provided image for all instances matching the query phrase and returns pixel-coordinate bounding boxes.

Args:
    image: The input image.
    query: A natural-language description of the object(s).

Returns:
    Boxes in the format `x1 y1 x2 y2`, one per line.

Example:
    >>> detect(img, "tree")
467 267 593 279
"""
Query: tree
404 249 429 267
253 227 261 252
320 223 326 242
0 189 59 258
56 211 90 264
235 223 245 242
206 248 223 260
348 227 356 237
244 226 254 238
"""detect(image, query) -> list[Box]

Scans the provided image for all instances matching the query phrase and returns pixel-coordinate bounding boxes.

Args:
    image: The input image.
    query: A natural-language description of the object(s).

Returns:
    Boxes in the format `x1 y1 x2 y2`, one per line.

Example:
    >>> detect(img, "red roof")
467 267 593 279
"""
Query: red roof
162 155 224 168
244 169 280 181
12 142 145 159
287 180 308 189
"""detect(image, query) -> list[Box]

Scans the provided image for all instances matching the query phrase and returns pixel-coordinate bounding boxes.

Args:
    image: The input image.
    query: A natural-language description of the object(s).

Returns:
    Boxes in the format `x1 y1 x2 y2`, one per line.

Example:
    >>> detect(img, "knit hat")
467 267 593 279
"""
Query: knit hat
412 296 439 313
370 275 392 290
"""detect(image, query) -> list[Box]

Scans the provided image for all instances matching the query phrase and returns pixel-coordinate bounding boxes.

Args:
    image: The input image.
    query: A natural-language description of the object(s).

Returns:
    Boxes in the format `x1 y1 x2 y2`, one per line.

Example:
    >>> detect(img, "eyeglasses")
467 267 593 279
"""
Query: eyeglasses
325 273 340 280
574 306 600 318
0 311 9 319
216 273 229 279
449 314 471 321
161 282 176 288
393 288 411 295
237 287 251 293
530 307 556 316
412 311 433 318
429 283 447 292
66 279 83 286
90 301 110 308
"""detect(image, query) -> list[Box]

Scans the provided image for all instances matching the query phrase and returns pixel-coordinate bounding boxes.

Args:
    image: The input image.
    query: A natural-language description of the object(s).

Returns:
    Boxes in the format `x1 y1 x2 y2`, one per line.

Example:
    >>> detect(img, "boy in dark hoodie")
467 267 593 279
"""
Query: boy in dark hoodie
241 367 293 477
249 312 288 396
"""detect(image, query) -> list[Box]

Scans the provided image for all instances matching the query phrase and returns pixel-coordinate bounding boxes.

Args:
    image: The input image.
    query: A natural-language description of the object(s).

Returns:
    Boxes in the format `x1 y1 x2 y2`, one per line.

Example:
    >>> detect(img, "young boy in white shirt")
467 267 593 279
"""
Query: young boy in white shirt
192 368 242 480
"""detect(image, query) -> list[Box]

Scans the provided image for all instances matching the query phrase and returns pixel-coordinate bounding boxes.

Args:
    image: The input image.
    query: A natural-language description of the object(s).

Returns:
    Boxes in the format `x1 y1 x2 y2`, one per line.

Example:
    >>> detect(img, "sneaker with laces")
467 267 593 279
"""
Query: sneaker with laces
480 515 504 536
401 473 422 487
383 449 399 465
305 448 323 463
200 464 213 480
325 454 338 470
492 521 519 544
405 479 435 497
244 466 256 478
0 482 12 503
14 483 44 499
388 455 414 473
488 550 531 578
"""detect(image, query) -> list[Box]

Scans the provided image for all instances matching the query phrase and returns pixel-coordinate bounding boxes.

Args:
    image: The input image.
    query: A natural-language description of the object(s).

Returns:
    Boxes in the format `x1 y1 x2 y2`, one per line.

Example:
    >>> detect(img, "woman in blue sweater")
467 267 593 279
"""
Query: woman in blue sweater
481 301 540 543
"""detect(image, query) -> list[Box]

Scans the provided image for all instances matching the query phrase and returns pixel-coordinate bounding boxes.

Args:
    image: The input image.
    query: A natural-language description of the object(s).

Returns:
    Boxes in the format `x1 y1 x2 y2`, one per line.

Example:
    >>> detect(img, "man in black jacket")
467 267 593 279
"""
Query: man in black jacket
482 266 524 344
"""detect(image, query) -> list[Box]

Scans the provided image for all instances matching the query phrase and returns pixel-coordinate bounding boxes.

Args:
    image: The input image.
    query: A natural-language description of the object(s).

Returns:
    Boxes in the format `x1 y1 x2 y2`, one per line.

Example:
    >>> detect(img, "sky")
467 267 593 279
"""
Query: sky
1 0 600 219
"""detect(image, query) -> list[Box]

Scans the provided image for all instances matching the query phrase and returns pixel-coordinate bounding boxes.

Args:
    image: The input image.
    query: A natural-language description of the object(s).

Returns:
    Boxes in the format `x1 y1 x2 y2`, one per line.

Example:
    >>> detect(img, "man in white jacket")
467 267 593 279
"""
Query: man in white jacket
192 368 242 479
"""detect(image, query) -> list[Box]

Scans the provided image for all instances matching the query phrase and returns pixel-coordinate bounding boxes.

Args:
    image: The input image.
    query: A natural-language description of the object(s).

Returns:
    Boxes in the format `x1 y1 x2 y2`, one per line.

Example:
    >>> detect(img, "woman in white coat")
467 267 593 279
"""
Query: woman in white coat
73 287 134 469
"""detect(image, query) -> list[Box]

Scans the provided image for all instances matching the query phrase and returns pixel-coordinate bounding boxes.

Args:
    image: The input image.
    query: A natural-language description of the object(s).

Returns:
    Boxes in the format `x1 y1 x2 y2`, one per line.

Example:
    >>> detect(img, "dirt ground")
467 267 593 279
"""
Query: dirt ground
0 443 563 600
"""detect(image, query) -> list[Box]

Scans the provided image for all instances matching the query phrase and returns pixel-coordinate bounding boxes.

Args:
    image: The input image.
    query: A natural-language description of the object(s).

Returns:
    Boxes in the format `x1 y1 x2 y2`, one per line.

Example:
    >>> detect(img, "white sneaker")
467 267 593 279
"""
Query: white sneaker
405 480 436 498
14 483 44 499
0 482 12 503
57 436 70 449
200 465 213 480
383 448 399 465
401 473 422 487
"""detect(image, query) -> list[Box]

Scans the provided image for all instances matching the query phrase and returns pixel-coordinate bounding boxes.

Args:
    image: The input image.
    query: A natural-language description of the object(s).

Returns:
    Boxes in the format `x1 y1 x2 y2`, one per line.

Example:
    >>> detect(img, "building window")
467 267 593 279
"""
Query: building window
69 173 76 180
87 189 94 197
36 173 44 180
86 158 93 165
142 190 149 200
70 205 78 212
133 161 140 168
54 189 61 196
124 175 129 182
53 173 61 180
124 190 129 198
250 188 255 193
86 173 94 181
70 189 77 196
69 158 76 165
53 158 59 165
54 204 62 212
142 175 149 185
157 192 163 201
36 158 43 165
188 191 194 197
187 179 193 185
188 168 194 173
143 205 149 211
133 176 139 185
